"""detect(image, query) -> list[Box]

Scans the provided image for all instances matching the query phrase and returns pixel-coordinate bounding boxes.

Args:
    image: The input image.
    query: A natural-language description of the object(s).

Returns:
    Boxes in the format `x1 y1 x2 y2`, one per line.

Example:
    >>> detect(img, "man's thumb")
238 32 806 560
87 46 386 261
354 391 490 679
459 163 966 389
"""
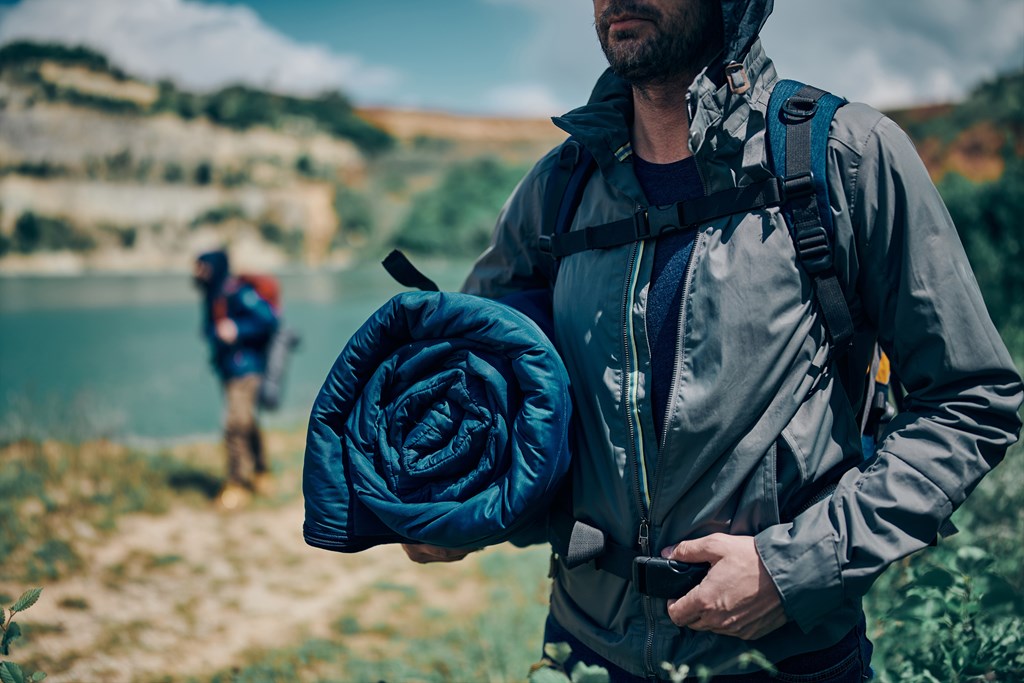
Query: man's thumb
661 534 723 563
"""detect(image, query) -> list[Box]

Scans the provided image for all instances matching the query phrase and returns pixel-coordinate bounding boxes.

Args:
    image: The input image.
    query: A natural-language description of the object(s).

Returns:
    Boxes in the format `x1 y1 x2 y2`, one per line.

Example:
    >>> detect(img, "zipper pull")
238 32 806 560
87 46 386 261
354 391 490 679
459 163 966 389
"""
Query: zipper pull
638 519 650 556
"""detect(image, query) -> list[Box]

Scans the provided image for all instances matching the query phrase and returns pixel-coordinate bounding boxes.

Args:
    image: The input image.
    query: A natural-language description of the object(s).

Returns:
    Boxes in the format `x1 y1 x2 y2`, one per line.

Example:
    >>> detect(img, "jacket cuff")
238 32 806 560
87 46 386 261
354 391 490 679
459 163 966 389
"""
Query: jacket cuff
755 502 843 632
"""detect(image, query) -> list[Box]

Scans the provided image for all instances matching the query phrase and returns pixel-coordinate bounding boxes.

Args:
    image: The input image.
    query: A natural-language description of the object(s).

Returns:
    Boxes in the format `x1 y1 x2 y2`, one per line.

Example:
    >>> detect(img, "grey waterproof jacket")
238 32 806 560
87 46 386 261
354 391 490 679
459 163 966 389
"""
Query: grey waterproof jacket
462 1 1023 677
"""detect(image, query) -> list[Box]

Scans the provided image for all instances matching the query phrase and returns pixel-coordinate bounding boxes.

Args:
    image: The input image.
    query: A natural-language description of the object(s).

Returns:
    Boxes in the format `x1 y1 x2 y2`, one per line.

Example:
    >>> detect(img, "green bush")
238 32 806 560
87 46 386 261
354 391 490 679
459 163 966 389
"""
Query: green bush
198 86 393 155
393 156 527 257
333 185 375 245
941 159 1024 364
12 212 95 253
0 40 122 77
191 204 246 228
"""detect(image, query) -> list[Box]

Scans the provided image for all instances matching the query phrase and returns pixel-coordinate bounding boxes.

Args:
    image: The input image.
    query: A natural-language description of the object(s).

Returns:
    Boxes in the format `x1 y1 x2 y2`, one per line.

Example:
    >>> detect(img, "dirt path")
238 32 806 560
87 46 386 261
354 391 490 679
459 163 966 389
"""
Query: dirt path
15 496 474 682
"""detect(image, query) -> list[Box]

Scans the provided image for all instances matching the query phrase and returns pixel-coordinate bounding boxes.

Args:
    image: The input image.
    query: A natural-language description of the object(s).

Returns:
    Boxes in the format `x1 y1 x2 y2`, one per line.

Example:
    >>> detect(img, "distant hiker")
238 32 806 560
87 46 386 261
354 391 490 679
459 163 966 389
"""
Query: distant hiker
193 249 279 510
404 0 1023 680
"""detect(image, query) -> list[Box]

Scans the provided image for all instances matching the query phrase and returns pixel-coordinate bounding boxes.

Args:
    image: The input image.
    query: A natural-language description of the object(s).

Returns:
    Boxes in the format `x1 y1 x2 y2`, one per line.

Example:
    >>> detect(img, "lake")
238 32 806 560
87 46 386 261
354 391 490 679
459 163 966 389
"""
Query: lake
0 260 471 443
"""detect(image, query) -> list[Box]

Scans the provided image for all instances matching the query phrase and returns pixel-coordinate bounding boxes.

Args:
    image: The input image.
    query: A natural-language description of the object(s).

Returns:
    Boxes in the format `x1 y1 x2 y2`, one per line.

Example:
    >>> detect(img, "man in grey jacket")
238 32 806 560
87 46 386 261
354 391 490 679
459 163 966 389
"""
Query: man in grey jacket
405 0 1023 680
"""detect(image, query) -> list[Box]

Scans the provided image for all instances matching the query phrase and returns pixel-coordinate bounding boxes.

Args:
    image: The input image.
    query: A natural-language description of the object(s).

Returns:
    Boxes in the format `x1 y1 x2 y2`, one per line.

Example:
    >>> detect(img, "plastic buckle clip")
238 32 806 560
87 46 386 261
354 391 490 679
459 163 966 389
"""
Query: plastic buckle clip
538 234 553 254
781 95 818 123
632 557 709 598
795 224 833 274
646 205 679 238
725 62 751 95
783 172 815 201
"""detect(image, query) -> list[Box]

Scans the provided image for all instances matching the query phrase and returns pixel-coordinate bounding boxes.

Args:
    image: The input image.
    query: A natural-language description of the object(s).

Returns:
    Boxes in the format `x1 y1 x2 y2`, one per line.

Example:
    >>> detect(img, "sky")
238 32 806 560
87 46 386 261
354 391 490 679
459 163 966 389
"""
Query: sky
0 0 1021 116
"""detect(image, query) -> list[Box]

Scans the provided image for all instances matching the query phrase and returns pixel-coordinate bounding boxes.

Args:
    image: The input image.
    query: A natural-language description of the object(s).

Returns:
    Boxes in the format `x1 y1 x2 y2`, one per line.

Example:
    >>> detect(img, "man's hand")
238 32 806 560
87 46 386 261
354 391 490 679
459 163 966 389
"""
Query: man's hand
216 318 238 344
662 533 787 641
401 543 479 564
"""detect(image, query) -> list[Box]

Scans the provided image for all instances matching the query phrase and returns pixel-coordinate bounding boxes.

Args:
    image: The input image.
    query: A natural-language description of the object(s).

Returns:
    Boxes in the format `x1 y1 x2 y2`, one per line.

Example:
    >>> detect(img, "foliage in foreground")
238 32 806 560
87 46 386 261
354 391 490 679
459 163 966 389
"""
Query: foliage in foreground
0 588 47 683
529 642 775 683
393 156 529 258
866 445 1024 682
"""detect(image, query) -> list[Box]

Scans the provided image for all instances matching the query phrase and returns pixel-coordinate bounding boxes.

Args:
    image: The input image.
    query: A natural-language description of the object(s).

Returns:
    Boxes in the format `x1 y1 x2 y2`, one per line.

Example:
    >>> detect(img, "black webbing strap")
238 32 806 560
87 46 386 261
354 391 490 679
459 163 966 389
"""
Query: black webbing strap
549 506 635 581
538 140 587 269
381 249 440 292
783 85 855 350
542 176 806 259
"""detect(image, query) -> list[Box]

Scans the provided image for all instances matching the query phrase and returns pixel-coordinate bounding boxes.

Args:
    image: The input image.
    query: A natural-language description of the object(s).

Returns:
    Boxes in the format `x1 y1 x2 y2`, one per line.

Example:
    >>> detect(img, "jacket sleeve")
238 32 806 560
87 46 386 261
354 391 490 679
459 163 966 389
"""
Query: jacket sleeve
755 110 1023 630
231 286 279 343
461 150 559 298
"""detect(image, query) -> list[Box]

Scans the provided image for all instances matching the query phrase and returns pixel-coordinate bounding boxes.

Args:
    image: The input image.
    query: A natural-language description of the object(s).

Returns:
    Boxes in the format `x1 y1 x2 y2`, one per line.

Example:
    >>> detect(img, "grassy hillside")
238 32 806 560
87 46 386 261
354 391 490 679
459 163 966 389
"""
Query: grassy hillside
887 70 1023 182
0 41 393 155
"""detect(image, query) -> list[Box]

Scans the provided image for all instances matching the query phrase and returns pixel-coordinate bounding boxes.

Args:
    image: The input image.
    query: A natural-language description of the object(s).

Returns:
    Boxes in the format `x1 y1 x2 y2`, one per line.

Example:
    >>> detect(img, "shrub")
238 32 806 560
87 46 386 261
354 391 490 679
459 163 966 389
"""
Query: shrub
333 185 375 245
12 212 95 253
393 156 527 257
941 159 1024 364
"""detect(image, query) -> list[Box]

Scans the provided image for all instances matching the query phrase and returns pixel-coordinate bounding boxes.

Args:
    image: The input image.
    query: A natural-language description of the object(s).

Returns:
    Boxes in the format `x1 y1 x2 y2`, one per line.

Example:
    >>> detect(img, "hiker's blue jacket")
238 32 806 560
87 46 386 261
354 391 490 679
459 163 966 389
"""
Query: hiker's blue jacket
302 291 572 552
197 250 278 380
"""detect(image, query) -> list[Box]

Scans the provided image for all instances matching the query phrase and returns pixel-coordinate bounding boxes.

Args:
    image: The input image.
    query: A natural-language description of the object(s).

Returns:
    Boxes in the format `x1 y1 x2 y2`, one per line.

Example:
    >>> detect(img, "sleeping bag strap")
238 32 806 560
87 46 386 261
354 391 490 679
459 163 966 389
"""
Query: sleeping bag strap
382 249 440 292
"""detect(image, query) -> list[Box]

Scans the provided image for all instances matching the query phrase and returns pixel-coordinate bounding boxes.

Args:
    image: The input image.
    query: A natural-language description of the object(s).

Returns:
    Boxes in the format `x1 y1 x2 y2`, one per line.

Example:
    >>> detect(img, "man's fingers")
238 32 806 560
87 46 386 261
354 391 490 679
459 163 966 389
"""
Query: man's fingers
661 533 727 563
401 543 477 564
666 584 706 627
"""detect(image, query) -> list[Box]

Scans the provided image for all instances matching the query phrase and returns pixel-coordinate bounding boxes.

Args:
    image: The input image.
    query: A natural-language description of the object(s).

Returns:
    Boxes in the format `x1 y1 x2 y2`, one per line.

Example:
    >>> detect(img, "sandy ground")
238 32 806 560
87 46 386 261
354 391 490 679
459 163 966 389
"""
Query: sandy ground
11 495 489 682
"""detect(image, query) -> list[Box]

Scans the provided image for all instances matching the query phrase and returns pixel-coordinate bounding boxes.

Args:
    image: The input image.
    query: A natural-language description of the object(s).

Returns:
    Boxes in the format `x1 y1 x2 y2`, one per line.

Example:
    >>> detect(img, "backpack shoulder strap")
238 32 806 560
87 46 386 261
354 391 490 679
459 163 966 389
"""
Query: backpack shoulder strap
767 79 855 351
539 137 596 283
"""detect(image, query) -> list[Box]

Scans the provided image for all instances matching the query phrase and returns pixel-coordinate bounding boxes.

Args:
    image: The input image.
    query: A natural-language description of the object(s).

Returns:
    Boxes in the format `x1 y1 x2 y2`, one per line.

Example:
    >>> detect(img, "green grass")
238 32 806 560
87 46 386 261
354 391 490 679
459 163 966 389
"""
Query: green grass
0 439 224 582
173 546 552 683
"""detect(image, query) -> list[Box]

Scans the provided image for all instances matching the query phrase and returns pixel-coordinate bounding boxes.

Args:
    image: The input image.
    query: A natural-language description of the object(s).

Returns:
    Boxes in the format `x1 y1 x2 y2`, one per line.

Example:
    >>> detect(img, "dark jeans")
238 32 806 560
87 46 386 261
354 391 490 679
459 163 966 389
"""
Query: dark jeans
542 614 873 682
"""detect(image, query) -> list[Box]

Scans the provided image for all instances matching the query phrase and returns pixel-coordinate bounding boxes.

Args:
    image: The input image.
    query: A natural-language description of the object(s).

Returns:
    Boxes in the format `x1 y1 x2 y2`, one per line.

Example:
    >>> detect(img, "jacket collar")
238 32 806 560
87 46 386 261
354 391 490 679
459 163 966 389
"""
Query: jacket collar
551 39 778 199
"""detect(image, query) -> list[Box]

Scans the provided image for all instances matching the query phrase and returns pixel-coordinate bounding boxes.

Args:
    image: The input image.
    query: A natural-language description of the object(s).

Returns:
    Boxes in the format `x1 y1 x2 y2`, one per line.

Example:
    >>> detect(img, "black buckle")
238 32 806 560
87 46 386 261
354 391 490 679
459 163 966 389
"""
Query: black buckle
538 234 553 254
646 205 679 237
635 205 679 241
783 172 815 201
795 224 833 274
632 557 709 598
781 95 818 123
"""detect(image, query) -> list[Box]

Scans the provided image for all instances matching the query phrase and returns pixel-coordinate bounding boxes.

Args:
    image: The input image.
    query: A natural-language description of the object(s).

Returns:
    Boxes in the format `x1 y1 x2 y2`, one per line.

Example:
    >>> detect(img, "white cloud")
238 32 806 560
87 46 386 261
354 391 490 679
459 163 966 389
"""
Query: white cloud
484 82 564 117
0 0 402 99
480 0 606 114
483 0 1023 112
763 0 1024 107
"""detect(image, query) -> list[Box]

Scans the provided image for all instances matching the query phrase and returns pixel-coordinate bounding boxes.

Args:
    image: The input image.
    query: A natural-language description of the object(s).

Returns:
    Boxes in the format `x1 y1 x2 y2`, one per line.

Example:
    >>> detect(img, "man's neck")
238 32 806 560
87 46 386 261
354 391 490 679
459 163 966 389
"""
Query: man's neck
630 78 693 165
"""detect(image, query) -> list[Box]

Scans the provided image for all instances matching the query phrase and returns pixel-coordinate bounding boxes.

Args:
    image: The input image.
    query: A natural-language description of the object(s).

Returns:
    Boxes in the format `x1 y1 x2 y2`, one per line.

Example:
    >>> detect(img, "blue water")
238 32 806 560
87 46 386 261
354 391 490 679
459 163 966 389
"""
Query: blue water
0 261 471 442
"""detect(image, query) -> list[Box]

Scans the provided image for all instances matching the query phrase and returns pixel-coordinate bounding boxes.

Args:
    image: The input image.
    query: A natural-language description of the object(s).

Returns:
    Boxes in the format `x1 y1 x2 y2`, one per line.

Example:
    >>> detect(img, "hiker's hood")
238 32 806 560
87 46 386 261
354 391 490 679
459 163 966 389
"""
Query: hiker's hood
196 249 230 295
722 0 773 70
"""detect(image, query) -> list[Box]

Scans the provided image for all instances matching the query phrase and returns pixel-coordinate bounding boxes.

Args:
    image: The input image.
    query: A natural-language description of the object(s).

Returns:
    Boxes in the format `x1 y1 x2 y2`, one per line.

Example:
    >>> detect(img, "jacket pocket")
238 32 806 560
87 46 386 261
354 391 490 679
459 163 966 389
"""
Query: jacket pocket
775 429 806 523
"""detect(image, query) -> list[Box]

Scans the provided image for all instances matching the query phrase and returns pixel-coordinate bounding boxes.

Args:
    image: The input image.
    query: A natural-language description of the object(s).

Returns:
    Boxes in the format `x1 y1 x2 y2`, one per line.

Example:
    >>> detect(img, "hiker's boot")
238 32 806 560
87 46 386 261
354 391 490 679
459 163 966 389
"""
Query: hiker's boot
216 482 251 511
252 472 275 497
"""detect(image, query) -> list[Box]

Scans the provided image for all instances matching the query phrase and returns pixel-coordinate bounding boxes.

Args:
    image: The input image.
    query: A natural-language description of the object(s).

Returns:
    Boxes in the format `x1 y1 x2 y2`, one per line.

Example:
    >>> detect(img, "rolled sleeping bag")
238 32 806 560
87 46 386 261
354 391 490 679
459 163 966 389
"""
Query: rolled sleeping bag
303 290 572 552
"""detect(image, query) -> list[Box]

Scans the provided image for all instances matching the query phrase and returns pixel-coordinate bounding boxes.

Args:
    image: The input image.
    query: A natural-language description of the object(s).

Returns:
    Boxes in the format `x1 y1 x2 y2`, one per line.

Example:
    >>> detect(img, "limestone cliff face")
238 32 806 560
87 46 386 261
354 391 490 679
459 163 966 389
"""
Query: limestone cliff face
0 48 367 273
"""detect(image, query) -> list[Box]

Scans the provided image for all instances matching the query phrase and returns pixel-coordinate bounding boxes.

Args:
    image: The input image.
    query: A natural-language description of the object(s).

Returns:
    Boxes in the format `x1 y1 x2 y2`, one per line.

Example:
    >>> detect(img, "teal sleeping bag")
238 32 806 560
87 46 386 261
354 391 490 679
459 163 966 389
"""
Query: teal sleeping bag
303 291 571 552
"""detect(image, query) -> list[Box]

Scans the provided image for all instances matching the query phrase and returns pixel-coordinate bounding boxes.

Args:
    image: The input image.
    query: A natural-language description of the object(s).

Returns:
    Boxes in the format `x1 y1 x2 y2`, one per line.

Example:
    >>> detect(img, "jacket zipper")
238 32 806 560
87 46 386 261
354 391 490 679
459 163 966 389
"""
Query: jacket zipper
620 226 659 678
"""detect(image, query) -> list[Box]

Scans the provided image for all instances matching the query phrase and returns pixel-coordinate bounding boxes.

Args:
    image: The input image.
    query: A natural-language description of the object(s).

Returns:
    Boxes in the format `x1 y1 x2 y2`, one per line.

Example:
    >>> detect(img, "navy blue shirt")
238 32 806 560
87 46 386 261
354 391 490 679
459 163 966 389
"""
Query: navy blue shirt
633 155 705 442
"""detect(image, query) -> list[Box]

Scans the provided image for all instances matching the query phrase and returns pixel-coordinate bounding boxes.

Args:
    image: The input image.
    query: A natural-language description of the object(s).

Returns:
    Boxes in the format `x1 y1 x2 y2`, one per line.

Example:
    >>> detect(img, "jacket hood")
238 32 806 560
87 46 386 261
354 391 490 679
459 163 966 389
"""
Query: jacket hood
723 0 773 68
196 249 230 295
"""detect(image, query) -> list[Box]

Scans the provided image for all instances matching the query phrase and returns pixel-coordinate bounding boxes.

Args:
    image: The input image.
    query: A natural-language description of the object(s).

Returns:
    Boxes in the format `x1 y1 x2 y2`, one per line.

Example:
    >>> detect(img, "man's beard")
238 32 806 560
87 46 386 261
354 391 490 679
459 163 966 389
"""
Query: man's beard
596 0 722 87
